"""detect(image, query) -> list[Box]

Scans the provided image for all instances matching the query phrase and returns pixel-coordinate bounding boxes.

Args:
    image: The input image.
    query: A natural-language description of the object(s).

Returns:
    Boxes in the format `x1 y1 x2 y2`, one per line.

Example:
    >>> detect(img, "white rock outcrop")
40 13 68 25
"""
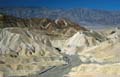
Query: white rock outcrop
62 31 107 55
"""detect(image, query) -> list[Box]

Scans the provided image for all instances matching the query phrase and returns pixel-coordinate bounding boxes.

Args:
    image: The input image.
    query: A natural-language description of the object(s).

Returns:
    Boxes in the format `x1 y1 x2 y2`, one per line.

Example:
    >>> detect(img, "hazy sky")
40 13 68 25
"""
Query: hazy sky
1 0 120 10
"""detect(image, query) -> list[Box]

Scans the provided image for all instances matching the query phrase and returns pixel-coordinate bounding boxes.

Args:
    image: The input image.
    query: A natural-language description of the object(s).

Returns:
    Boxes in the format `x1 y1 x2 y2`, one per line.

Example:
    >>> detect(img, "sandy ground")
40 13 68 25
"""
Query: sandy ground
17 55 82 77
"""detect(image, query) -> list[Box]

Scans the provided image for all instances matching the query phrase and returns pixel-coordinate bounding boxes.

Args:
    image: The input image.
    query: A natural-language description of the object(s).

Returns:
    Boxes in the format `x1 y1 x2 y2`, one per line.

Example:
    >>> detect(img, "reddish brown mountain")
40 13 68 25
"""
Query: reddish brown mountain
0 14 87 35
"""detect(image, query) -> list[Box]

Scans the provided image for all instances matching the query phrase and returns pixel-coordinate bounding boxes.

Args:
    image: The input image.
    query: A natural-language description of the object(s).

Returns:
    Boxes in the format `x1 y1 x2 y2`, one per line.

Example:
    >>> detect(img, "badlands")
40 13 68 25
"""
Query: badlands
0 14 120 77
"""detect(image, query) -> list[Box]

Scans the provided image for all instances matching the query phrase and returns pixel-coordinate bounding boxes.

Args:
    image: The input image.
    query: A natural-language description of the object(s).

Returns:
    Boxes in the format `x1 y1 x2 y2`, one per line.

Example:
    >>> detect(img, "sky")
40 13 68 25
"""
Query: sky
1 0 120 10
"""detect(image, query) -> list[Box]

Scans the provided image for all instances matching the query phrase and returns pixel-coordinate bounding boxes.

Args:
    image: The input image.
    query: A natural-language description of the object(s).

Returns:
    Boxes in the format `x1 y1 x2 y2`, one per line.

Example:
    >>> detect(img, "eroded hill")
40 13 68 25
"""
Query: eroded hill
0 14 120 77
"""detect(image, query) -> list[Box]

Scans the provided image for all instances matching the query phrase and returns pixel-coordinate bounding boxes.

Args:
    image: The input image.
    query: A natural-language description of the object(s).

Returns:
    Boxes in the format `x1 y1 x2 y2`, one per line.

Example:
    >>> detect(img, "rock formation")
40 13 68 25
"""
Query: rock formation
0 14 120 77
0 14 87 36
0 28 66 76
67 28 120 77
62 30 107 55
0 14 87 77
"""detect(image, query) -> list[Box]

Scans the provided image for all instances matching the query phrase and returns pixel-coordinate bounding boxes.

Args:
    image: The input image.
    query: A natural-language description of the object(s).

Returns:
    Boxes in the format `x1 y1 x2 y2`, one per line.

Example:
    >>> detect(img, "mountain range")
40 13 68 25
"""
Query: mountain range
1 8 120 27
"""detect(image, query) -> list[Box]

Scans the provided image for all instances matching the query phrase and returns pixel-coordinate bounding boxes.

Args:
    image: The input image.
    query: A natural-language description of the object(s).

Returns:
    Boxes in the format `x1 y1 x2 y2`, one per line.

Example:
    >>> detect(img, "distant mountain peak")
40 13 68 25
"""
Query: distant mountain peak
0 7 120 27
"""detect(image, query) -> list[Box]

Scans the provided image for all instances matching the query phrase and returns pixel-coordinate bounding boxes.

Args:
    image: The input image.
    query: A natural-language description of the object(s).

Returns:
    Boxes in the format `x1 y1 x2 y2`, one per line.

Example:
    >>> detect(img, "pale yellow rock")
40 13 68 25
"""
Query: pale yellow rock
68 63 120 77
0 71 4 77
62 31 107 55
0 28 66 76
